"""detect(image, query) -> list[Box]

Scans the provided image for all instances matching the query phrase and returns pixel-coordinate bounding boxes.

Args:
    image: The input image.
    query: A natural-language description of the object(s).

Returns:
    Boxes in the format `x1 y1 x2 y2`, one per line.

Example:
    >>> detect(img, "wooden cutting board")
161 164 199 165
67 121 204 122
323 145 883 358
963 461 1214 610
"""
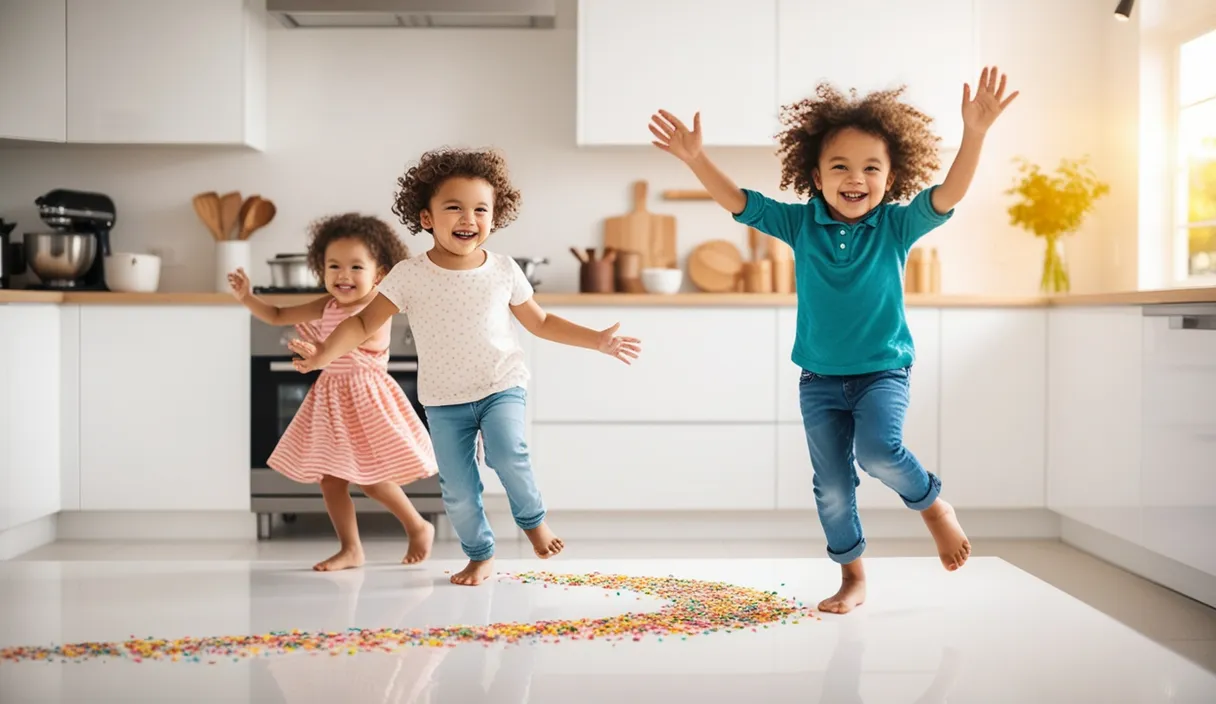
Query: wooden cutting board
604 180 677 269
688 240 743 292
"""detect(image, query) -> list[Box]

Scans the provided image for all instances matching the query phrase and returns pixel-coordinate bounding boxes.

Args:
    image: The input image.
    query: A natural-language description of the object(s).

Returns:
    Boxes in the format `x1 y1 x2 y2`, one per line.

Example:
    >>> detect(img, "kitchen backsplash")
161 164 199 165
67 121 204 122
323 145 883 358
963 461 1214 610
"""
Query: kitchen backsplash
0 0 1132 295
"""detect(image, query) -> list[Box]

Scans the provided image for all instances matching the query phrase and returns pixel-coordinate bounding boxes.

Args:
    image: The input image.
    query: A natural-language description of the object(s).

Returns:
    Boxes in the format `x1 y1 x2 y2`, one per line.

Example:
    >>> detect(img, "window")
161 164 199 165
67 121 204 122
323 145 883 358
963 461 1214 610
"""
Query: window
1176 28 1216 280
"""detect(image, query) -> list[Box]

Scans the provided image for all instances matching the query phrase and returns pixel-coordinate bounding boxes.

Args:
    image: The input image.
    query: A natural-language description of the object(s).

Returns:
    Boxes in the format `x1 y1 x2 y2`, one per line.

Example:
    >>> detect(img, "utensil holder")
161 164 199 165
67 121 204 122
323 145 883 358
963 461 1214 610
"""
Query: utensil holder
772 260 794 293
614 251 644 293
742 260 773 293
216 240 250 293
579 260 615 293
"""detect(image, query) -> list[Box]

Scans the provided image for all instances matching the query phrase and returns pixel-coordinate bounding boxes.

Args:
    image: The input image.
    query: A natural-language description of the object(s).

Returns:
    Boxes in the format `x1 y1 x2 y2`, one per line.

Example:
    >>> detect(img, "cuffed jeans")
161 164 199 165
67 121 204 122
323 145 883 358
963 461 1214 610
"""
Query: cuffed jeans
424 387 545 561
798 366 941 564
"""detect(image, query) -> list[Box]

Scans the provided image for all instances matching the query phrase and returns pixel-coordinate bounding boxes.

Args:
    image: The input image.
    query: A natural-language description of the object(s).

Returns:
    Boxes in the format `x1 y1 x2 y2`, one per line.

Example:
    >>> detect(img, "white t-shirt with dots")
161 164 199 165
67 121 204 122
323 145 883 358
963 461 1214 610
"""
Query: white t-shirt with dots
377 250 533 407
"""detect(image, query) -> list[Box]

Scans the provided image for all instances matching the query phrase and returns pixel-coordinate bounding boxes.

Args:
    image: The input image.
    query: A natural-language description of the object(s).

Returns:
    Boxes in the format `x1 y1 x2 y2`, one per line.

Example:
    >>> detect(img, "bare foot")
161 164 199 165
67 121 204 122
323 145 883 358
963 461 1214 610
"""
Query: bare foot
921 499 971 571
524 522 564 559
402 520 435 565
450 558 495 586
313 546 364 572
818 561 866 614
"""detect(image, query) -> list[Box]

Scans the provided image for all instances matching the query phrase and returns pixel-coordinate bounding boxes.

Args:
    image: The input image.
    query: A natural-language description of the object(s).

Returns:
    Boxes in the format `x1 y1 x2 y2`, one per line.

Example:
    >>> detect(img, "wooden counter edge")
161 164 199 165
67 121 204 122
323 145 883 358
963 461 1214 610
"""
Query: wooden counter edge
2 288 1213 307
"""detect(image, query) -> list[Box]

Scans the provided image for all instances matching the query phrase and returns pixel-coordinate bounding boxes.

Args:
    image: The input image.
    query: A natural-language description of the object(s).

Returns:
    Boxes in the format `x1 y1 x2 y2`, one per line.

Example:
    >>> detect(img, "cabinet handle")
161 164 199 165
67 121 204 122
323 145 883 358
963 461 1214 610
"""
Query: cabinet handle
1169 315 1216 331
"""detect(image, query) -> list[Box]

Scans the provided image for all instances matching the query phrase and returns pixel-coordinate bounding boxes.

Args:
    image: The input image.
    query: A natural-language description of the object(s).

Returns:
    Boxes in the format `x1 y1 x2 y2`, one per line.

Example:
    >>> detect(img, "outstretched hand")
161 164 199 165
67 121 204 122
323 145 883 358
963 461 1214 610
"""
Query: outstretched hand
962 65 1018 135
287 338 327 373
649 110 703 163
227 267 251 301
597 323 642 365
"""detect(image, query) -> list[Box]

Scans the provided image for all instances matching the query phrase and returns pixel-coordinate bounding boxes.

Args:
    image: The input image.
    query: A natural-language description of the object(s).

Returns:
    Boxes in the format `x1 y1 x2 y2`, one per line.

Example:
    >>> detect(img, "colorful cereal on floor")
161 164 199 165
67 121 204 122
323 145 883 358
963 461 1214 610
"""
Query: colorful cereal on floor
0 571 816 664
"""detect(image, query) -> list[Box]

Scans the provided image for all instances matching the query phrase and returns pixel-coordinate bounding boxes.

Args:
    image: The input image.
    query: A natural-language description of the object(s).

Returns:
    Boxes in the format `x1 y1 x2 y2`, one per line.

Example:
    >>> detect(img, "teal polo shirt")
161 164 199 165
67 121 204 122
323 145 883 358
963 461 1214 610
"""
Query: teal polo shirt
733 186 953 376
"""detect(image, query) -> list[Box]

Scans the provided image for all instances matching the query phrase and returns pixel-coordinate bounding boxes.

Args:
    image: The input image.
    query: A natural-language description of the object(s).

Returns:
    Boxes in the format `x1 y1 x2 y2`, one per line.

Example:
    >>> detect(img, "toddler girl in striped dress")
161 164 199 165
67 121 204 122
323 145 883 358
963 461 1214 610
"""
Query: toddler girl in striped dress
228 213 438 571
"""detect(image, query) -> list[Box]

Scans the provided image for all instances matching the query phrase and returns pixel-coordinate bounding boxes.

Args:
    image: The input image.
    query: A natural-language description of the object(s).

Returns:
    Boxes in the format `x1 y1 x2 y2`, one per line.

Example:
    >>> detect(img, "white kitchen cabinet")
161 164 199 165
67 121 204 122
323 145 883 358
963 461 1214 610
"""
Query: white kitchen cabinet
576 0 778 146
940 309 1046 508
776 0 977 149
1046 307 1142 545
776 307 939 510
531 307 777 422
78 306 249 511
0 0 66 142
66 0 266 148
1139 306 1216 577
531 423 776 510
0 308 10 532
1 304 61 530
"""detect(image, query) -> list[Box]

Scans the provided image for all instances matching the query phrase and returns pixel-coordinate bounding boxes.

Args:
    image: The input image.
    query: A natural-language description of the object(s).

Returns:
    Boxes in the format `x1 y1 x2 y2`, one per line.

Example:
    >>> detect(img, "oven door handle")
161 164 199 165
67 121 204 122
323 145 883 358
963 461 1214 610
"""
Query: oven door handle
268 360 418 372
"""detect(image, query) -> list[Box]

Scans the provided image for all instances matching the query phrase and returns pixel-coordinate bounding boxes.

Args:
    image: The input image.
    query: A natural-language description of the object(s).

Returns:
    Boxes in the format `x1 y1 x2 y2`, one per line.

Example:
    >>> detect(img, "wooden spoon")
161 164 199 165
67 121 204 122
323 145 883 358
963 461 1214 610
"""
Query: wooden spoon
191 192 223 242
239 198 276 240
219 191 242 240
238 194 261 228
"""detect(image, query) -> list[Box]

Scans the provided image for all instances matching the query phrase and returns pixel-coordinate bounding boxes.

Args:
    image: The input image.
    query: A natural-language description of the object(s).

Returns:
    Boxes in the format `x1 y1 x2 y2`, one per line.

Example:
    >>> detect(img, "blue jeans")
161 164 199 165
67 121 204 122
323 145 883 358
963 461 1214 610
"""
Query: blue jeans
424 387 545 561
798 366 941 564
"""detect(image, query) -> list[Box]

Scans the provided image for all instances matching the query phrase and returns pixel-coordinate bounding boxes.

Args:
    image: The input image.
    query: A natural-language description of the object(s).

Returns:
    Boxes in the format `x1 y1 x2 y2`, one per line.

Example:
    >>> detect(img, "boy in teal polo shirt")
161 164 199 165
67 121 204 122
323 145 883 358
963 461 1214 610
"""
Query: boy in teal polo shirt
651 67 1019 614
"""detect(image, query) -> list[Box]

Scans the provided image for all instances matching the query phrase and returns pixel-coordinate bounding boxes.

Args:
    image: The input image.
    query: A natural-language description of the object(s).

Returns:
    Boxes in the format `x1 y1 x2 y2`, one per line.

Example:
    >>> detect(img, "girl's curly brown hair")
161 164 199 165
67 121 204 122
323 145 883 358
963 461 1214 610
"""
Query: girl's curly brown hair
775 83 941 203
305 212 410 279
391 147 522 234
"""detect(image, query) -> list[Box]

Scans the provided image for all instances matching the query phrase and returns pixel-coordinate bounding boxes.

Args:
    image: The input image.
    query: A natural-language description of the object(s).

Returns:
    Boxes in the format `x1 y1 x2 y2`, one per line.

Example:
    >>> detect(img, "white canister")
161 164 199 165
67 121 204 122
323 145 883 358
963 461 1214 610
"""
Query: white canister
215 240 251 293
104 253 162 293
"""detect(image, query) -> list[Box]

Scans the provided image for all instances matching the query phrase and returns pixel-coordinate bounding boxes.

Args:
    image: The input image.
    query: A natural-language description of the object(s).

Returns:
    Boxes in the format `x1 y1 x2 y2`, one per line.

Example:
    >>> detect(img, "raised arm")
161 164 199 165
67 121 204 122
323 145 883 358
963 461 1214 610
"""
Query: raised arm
931 66 1018 214
649 110 746 215
228 267 330 325
289 293 399 372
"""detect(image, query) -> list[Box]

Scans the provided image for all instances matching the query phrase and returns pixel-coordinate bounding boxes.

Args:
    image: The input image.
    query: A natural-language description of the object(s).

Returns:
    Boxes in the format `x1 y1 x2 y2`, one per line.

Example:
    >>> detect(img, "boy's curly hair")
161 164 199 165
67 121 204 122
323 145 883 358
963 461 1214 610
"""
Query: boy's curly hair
775 83 941 203
391 147 522 234
305 212 410 279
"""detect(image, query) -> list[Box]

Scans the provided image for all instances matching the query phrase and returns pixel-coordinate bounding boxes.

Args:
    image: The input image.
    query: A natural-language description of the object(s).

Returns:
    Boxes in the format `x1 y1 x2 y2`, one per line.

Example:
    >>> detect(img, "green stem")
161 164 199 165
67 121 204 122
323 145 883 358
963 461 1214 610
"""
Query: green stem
1041 236 1070 294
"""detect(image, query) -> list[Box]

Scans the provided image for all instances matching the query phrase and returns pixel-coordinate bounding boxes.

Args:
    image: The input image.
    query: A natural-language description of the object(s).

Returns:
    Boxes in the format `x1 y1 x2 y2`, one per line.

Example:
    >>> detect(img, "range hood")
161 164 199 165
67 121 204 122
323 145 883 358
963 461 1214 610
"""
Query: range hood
267 0 557 29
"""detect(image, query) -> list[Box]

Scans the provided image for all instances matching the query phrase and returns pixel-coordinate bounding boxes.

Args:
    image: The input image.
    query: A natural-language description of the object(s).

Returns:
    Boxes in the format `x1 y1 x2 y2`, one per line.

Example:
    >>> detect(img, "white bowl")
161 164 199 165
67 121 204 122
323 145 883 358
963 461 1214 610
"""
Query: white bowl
641 267 682 294
104 252 162 293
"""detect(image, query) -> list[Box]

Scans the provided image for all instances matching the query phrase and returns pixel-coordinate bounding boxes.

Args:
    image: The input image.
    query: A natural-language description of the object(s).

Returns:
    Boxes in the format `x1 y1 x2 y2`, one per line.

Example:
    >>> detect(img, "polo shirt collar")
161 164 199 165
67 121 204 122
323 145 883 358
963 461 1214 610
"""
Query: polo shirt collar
809 196 884 229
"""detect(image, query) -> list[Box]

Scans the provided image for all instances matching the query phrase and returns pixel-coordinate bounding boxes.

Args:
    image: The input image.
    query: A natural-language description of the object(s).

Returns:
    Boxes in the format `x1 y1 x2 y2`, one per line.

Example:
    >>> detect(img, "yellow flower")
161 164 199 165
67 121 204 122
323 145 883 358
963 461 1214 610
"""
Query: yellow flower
1005 156 1110 238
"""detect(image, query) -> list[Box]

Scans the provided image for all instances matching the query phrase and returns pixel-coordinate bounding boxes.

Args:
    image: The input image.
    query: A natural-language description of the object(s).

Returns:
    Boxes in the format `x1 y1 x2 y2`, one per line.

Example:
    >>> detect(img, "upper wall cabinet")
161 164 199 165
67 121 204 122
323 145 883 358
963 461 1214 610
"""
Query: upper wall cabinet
67 0 266 148
0 0 67 142
776 0 977 149
576 0 779 147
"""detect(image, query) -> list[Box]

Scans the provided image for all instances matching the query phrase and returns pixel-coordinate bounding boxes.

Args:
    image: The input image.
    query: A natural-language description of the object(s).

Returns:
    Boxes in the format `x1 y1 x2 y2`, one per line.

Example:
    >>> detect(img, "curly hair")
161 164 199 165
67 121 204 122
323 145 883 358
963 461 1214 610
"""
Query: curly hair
775 83 941 203
305 212 410 279
391 147 522 234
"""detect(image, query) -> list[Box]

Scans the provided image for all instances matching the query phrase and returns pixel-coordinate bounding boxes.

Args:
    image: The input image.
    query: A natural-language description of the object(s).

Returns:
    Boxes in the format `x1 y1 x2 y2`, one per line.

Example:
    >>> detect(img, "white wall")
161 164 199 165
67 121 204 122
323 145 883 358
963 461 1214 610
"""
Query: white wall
0 0 1124 295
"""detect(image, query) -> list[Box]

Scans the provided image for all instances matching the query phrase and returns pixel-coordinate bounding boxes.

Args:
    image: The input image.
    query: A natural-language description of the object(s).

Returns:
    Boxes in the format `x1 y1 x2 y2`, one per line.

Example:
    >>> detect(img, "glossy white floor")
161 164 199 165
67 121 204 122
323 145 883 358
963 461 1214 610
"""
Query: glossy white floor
3 536 1216 703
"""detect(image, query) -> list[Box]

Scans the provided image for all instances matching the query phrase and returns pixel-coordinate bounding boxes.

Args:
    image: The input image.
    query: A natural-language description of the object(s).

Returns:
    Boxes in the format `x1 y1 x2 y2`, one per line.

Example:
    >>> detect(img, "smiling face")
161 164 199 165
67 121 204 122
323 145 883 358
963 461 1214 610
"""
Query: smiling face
420 176 495 262
812 127 897 223
323 237 382 304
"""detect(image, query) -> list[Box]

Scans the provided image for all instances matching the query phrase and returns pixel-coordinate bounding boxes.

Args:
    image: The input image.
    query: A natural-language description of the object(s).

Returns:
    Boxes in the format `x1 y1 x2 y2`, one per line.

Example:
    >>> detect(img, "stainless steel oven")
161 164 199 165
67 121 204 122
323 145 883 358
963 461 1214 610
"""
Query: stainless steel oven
249 310 443 539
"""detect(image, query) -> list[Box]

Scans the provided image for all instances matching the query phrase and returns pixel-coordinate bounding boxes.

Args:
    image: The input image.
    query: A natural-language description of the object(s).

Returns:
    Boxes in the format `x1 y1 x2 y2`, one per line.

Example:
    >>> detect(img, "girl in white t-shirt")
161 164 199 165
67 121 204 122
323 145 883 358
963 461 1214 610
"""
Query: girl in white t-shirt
289 147 642 586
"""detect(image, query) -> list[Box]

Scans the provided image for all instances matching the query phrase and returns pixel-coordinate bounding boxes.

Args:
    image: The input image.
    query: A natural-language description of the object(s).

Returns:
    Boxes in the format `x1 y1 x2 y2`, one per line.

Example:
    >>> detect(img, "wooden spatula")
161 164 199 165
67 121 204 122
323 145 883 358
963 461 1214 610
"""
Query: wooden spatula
192 192 223 242
219 191 242 240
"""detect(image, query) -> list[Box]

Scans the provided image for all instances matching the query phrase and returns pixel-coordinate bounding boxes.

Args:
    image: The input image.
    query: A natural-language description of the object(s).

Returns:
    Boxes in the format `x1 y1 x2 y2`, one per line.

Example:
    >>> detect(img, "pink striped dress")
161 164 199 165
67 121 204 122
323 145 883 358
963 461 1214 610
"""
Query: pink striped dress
267 298 438 486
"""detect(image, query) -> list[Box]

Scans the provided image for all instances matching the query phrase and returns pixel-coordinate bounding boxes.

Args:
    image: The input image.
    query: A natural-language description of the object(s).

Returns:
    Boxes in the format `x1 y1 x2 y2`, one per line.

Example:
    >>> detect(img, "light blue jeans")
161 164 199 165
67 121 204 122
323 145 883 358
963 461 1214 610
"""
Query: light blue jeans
799 366 941 564
424 387 545 561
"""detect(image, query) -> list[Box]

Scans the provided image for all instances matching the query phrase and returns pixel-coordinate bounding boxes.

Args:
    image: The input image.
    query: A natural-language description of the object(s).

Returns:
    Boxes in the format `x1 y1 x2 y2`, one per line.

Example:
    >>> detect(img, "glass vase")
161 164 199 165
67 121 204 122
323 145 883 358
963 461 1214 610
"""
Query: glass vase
1040 235 1070 294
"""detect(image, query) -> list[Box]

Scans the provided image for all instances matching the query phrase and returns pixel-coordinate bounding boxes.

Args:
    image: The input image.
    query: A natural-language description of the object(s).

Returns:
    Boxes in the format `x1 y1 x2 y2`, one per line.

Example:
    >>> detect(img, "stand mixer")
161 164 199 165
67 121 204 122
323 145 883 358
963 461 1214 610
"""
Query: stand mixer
25 189 115 290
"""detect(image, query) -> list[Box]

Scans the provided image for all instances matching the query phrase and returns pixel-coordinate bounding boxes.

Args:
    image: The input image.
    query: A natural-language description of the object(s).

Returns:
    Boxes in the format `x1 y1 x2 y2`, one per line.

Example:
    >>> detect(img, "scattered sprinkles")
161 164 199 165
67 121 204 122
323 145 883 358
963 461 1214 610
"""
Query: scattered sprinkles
0 571 816 665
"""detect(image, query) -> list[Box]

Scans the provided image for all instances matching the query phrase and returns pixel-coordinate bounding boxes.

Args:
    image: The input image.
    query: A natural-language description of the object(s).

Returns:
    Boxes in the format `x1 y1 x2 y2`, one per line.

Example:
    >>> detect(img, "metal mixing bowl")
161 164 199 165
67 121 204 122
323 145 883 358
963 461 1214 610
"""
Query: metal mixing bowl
24 232 97 287
266 254 320 289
